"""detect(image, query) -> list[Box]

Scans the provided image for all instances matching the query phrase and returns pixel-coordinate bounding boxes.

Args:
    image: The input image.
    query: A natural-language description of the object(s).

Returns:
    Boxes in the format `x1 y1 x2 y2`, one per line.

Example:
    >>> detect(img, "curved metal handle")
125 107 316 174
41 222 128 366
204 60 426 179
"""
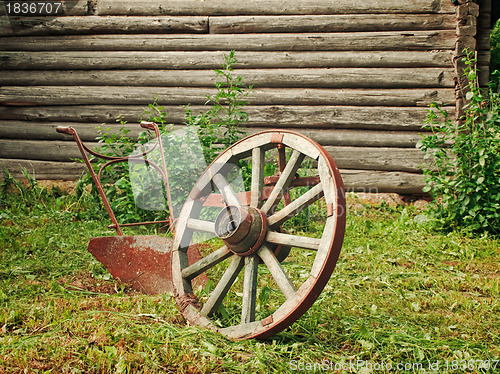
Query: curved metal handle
56 126 72 135
140 121 156 131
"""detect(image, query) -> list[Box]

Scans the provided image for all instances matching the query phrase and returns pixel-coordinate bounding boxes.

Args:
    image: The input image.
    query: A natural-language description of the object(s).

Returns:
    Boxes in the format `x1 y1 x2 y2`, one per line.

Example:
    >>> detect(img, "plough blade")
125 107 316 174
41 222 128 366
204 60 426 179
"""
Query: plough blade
88 235 206 294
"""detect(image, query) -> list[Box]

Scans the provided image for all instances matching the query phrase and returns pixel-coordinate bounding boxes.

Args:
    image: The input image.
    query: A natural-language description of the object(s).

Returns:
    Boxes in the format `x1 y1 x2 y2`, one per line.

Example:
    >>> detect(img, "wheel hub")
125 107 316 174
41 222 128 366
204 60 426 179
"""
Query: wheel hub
215 205 267 256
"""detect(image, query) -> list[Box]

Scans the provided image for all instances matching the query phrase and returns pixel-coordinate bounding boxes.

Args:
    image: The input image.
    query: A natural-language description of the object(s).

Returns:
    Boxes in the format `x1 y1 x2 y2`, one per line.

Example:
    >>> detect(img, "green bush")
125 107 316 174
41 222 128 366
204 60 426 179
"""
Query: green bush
78 51 251 225
418 51 500 236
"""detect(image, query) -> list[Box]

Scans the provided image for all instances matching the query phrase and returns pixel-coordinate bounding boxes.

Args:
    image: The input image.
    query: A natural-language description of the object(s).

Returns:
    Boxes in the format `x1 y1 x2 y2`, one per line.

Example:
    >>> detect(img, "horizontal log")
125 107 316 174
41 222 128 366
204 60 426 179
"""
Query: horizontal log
285 129 429 148
210 14 456 34
0 139 98 162
0 105 453 130
0 121 433 148
0 157 427 194
0 68 456 88
0 65 456 89
0 51 455 70
341 169 425 194
0 104 170 123
244 106 449 130
0 138 425 172
0 31 457 51
0 13 455 36
95 0 455 16
325 146 424 173
0 86 456 107
1 16 208 36
0 121 148 141
0 85 214 105
0 159 86 180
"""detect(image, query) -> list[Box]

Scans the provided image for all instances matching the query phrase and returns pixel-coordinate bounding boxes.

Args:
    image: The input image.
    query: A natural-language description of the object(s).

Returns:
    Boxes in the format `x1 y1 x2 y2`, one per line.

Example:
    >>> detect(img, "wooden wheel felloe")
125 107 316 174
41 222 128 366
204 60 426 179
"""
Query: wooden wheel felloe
171 130 346 340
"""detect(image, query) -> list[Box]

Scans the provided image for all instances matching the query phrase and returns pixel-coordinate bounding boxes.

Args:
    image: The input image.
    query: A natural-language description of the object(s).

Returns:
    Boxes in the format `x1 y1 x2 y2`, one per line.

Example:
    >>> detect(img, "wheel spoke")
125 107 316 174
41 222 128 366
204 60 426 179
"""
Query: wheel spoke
278 146 292 206
201 255 244 317
261 149 305 215
181 245 232 280
187 218 215 234
257 244 296 300
250 147 265 208
241 255 259 324
265 231 321 251
212 173 241 207
267 182 324 227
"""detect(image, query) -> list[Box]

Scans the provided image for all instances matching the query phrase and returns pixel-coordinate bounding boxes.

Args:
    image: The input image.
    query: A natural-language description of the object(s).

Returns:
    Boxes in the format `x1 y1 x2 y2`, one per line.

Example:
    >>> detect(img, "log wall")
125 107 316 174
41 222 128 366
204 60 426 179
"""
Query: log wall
0 0 491 194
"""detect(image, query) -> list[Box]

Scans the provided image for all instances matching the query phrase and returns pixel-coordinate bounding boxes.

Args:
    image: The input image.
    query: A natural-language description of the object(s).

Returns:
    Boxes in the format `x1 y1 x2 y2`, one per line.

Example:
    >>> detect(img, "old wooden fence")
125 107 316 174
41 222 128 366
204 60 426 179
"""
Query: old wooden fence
0 0 491 194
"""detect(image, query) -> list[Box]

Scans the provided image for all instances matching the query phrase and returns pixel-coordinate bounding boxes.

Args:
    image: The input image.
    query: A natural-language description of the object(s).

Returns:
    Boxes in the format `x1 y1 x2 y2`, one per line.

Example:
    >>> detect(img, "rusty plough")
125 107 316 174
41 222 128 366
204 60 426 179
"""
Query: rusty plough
57 122 345 340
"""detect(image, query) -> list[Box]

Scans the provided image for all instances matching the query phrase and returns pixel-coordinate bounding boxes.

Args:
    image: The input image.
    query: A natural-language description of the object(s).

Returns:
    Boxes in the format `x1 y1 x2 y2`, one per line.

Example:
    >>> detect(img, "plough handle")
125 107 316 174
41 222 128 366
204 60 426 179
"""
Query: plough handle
54 124 125 235
56 126 72 135
140 121 156 131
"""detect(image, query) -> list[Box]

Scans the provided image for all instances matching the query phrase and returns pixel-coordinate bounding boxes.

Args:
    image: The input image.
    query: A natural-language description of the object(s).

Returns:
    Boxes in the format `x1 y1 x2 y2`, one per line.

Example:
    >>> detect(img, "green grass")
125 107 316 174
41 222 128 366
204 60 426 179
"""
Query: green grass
0 185 499 373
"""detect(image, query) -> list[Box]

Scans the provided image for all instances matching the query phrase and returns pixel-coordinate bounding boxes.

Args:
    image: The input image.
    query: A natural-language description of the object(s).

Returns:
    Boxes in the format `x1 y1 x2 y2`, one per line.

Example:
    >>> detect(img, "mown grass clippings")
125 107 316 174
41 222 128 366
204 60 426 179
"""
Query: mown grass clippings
1 189 499 373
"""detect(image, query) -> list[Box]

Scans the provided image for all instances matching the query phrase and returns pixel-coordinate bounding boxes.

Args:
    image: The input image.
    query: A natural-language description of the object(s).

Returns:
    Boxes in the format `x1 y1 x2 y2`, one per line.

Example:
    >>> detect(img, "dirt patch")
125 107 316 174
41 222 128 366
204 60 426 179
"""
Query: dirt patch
36 180 77 193
59 271 138 295
347 192 431 210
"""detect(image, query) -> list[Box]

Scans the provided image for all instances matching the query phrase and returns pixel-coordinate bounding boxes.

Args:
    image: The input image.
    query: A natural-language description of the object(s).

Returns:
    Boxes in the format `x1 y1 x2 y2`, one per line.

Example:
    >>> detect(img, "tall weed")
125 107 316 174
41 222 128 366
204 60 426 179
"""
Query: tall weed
78 51 251 224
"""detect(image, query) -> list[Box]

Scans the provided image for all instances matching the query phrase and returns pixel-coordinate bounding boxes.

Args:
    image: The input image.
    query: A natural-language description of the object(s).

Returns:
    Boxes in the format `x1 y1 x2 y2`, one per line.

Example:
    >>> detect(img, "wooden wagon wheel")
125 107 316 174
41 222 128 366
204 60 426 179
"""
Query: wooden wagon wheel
171 130 346 340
